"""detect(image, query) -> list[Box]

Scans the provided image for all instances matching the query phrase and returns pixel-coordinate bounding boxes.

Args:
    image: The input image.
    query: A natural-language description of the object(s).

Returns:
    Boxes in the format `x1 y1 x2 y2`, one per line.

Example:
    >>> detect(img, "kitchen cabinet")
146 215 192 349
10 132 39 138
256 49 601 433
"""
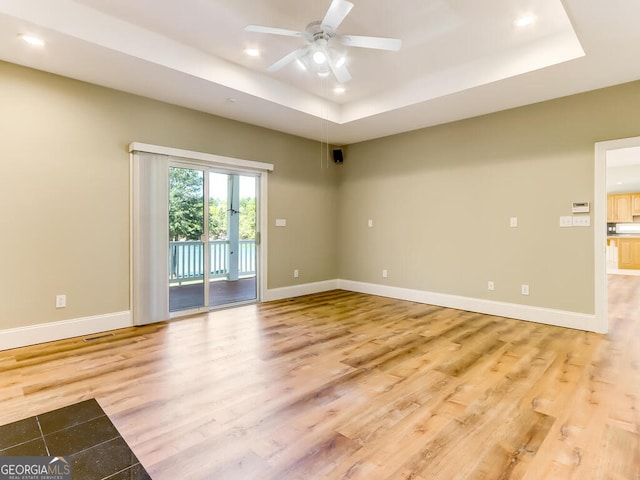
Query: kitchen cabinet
632 193 640 216
618 237 640 269
607 194 632 222
607 195 614 222
607 237 619 268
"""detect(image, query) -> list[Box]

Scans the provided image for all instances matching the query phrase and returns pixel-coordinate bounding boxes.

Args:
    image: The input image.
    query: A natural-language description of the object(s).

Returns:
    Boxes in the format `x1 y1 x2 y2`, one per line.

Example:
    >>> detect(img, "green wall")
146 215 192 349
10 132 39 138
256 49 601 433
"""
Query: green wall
2 57 640 333
0 61 339 330
338 81 640 314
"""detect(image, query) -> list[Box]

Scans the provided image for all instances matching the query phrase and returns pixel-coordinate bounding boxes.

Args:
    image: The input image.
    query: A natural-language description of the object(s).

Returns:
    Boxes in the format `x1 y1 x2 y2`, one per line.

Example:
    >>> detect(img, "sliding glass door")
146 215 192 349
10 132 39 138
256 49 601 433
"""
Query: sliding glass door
169 166 258 314
208 172 257 307
130 143 272 326
168 166 206 311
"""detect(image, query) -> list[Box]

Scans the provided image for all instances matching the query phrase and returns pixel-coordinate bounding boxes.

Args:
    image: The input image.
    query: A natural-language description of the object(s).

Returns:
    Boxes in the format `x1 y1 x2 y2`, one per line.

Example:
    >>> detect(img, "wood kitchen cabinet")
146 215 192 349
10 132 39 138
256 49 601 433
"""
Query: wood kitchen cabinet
607 194 633 222
608 195 615 221
632 193 640 216
618 237 640 269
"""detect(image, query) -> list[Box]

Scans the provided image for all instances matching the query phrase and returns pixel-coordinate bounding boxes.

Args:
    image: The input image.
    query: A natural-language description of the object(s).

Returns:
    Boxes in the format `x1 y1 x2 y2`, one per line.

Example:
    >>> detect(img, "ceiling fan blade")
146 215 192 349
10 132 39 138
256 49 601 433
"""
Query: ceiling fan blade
339 35 402 51
321 0 354 31
328 56 352 83
267 47 309 72
245 24 304 38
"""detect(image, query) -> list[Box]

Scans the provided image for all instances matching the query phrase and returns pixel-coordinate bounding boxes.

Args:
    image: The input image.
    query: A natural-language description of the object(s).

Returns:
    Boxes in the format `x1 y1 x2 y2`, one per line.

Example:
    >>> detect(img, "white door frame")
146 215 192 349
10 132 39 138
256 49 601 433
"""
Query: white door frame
130 142 273 325
167 164 261 316
594 134 640 334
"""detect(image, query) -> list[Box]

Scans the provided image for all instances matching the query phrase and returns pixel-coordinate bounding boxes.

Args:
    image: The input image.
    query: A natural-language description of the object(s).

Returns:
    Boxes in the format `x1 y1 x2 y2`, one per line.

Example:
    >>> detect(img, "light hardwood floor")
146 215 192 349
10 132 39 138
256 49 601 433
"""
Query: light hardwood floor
1 278 639 479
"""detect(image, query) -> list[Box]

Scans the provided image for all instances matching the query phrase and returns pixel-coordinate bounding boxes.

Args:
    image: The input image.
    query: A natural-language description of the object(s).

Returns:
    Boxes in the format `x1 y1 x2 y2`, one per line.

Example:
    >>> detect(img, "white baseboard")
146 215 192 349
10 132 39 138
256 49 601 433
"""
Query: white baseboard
0 278 603 351
0 311 132 351
263 280 339 302
338 280 603 333
264 278 602 333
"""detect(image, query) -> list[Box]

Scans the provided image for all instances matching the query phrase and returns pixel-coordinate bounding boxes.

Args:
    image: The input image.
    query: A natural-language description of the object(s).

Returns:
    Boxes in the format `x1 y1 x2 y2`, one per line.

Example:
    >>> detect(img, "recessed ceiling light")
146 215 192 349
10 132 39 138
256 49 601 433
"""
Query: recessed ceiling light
244 48 260 57
514 15 535 28
19 34 45 46
334 86 346 94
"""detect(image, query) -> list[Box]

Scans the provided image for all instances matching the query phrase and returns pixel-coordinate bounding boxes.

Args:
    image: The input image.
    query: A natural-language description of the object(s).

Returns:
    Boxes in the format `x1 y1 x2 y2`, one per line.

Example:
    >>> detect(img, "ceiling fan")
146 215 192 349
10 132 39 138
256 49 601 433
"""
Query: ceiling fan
245 0 402 83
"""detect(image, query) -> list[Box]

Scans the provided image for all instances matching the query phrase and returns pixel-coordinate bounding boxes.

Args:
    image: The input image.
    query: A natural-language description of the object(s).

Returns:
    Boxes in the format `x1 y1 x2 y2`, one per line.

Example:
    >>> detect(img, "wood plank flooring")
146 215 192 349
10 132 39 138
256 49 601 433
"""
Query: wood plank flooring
1 277 639 479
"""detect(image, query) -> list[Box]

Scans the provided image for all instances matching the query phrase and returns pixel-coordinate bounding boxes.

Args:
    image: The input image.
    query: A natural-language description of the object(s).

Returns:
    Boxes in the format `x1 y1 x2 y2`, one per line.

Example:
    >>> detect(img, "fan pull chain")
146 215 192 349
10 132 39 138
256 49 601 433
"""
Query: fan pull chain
319 74 330 169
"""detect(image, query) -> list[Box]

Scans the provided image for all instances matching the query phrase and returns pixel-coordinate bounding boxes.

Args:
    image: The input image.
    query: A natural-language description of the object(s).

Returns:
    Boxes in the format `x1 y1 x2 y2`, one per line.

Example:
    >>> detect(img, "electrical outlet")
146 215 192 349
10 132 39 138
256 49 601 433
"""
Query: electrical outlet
382 269 388 278
368 219 373 227
293 269 299 278
56 294 66 308
521 284 529 296
510 217 518 227
488 281 494 291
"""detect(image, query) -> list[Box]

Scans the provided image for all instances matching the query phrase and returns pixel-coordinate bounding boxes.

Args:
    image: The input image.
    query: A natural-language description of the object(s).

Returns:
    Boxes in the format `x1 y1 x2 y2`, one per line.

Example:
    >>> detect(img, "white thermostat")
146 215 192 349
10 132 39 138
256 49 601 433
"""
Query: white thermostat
572 201 590 213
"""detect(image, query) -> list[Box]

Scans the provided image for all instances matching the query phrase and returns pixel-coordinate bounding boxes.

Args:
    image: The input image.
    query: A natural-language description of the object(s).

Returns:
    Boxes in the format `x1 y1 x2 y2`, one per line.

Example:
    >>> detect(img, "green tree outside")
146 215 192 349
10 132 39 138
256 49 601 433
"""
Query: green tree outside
209 197 227 240
169 168 255 241
169 167 204 241
239 196 256 240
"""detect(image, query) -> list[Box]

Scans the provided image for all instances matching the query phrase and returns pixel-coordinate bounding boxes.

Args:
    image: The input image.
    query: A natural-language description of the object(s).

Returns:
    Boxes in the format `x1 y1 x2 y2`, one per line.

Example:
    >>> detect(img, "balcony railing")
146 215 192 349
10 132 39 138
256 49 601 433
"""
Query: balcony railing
169 240 255 284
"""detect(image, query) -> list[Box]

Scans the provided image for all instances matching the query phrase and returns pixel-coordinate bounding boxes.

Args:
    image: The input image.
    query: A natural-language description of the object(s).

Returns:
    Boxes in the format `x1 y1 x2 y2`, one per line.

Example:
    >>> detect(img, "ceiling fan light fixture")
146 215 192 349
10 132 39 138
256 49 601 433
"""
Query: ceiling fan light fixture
312 50 327 64
244 48 260 57
247 0 401 82
317 70 330 78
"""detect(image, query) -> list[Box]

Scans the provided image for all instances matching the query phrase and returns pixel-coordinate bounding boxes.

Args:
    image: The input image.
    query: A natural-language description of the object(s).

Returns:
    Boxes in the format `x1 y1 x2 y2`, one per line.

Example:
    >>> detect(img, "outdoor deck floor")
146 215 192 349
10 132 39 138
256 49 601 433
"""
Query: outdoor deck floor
169 276 256 311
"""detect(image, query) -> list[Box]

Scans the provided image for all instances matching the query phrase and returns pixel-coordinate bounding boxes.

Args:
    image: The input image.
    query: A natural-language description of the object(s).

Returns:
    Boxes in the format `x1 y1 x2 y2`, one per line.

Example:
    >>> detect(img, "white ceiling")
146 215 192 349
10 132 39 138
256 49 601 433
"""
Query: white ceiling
607 147 640 169
607 146 640 193
1 0 640 145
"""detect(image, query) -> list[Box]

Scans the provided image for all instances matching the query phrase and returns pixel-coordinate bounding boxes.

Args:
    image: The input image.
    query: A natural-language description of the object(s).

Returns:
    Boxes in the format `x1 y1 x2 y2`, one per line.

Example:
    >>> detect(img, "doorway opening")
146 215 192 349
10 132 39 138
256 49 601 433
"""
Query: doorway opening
595 135 640 334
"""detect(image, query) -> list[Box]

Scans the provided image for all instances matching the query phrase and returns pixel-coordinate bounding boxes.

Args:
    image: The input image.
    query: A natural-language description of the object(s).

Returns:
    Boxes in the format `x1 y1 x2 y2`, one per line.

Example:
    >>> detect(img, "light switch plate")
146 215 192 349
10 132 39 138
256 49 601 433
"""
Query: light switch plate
560 216 573 227
510 217 518 227
572 216 590 227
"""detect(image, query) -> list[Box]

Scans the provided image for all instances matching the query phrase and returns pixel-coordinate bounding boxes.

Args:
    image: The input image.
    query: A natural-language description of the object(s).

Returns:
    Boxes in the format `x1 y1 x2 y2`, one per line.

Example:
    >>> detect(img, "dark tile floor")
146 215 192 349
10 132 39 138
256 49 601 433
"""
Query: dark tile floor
0 399 151 480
